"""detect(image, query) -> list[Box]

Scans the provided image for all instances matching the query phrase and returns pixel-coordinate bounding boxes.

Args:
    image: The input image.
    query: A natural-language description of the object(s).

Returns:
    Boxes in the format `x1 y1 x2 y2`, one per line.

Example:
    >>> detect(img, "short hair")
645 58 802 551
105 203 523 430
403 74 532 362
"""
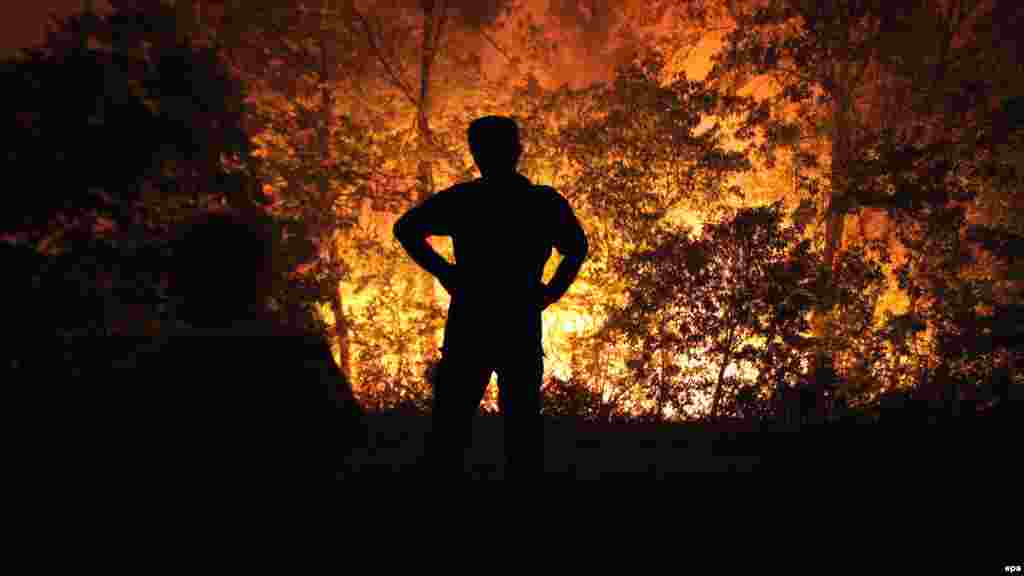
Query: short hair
467 115 520 155
170 209 274 320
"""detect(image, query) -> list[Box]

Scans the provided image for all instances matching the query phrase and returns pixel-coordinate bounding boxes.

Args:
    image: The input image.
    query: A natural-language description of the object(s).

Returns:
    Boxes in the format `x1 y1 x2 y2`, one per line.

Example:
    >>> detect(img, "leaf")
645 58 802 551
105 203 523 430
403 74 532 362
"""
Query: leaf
792 198 816 229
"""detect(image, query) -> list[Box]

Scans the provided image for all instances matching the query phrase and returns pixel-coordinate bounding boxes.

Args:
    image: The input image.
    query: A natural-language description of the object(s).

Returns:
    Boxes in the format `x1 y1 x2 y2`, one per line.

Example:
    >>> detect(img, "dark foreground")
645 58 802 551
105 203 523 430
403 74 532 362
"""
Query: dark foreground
337 412 1015 479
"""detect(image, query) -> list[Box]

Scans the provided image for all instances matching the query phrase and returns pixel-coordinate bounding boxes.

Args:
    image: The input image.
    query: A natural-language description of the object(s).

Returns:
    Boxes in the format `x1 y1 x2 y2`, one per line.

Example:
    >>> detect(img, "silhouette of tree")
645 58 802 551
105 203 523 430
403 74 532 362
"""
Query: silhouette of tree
705 0 1023 405
608 202 886 420
2 1 258 247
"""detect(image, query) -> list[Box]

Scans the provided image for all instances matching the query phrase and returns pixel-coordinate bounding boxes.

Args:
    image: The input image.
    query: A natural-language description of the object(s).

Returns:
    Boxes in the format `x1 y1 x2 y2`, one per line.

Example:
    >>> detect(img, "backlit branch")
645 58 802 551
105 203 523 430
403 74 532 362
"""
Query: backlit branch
351 8 418 108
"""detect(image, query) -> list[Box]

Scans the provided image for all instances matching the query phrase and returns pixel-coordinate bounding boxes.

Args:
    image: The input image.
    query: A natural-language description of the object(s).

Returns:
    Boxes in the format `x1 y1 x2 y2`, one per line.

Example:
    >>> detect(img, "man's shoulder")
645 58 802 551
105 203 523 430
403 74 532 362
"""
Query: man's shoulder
532 184 571 210
530 182 559 195
429 181 477 205
517 180 572 218
441 180 480 194
439 176 566 205
518 175 560 198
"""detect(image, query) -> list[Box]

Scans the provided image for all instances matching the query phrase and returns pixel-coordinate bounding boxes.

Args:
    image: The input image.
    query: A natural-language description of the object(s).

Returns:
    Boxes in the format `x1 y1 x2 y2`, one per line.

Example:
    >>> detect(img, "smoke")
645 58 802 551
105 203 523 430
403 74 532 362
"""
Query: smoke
447 0 513 28
541 0 647 88
535 0 731 88
548 0 615 45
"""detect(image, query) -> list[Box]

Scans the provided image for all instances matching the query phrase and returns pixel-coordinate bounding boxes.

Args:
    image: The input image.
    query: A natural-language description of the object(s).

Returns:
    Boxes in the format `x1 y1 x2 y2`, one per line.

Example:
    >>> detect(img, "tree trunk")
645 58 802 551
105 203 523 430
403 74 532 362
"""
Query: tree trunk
595 344 614 422
317 1 352 379
657 326 669 422
710 325 736 420
824 73 852 275
814 57 854 372
327 249 352 378
758 325 783 421
410 2 446 362
711 354 730 421
774 363 786 424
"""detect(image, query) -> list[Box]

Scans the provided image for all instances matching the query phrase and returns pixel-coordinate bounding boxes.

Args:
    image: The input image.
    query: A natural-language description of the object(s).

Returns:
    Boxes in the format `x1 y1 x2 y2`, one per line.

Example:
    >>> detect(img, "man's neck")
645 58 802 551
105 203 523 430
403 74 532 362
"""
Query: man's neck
480 170 527 182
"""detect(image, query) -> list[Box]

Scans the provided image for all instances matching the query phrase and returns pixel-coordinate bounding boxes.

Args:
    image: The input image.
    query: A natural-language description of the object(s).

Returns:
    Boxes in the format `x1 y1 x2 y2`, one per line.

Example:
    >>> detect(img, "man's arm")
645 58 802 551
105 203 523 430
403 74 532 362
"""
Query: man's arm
543 194 588 309
392 192 458 294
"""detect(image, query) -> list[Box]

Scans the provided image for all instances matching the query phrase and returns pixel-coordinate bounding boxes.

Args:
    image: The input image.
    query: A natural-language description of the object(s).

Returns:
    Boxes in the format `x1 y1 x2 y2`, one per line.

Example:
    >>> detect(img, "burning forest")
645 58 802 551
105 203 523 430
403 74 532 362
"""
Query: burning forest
4 0 1022 477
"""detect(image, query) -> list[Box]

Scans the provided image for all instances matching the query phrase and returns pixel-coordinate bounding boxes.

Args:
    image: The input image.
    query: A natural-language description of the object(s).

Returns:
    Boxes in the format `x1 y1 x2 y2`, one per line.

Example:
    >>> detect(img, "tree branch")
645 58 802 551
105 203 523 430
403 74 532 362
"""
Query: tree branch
419 0 446 107
481 29 514 63
434 0 449 62
775 64 825 94
351 8 418 108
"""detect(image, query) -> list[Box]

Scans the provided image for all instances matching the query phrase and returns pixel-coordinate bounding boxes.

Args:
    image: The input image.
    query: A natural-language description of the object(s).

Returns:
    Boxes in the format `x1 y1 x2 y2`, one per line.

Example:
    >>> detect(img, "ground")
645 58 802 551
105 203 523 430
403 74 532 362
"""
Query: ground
336 412 1013 479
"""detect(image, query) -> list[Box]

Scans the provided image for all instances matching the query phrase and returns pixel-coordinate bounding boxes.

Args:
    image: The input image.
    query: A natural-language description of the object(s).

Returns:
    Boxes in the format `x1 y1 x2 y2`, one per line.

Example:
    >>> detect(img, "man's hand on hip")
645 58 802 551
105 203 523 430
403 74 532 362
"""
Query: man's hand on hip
436 264 458 297
540 283 558 310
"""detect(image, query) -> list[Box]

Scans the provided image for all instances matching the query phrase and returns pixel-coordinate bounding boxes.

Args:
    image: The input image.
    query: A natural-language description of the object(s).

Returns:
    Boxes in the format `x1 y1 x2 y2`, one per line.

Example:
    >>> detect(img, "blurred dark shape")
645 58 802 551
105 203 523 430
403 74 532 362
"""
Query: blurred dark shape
3 237 150 378
2 242 50 337
2 242 59 379
981 363 1022 427
167 210 274 329
997 95 1024 139
989 304 1024 351
158 209 364 473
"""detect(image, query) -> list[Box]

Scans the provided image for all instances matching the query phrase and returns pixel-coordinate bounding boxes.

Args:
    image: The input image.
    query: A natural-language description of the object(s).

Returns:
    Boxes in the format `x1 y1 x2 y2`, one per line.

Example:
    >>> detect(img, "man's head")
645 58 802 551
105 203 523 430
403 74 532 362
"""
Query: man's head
467 115 522 176
169 209 275 327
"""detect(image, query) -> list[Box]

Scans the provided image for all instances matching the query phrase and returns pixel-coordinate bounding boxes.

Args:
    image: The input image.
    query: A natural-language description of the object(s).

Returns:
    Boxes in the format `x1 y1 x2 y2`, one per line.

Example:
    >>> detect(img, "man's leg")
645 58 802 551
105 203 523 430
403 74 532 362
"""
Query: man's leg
498 350 544 479
425 352 492 476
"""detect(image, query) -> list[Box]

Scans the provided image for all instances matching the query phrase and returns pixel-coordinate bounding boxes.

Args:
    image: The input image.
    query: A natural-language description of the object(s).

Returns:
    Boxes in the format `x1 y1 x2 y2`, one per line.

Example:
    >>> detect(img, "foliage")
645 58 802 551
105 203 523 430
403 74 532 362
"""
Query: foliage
10 0 1021 420
205 0 560 386
607 203 807 417
702 0 1024 407
559 52 751 240
541 375 605 421
343 228 446 406
842 90 1024 391
2 2 259 247
498 53 756 415
606 200 887 419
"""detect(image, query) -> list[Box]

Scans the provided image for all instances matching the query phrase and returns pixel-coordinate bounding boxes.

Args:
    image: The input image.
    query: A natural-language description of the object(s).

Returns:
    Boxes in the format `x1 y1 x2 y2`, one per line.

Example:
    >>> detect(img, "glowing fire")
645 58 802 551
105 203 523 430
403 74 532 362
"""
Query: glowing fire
305 5 923 419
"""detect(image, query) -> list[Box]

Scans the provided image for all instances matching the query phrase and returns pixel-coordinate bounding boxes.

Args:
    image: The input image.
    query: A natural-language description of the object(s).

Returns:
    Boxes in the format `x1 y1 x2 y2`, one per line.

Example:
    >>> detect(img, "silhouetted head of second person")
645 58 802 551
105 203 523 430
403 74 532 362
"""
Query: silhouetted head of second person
168 209 276 329
468 115 522 177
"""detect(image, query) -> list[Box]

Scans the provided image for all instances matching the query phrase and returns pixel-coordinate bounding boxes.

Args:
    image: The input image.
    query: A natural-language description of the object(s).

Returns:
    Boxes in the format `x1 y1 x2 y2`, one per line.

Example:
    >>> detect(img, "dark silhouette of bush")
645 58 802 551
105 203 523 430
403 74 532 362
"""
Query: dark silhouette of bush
541 376 604 421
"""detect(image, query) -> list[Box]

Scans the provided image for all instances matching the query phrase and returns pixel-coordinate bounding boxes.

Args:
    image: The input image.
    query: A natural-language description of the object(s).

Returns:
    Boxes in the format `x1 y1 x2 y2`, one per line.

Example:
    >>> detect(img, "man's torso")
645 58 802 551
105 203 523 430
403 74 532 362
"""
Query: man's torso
437 174 562 353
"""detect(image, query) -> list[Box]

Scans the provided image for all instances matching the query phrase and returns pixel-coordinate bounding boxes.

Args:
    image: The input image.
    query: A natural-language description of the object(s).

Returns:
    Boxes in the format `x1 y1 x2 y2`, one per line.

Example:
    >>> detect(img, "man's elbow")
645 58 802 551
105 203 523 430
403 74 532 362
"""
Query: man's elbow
565 237 588 267
392 216 405 240
574 234 589 263
393 215 413 246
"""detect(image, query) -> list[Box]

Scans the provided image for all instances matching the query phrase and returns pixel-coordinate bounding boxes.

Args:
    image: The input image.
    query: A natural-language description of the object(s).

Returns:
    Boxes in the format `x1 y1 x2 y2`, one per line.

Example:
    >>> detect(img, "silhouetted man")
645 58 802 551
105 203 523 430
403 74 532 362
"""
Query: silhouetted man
394 115 588 478
157 209 364 475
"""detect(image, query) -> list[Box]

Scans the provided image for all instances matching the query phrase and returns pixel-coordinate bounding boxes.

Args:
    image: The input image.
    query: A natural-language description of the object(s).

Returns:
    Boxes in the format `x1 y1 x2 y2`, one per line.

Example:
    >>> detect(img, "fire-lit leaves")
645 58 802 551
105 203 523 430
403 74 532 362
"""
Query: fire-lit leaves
541 375 605 421
9 0 1019 422
607 201 832 418
559 52 752 240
